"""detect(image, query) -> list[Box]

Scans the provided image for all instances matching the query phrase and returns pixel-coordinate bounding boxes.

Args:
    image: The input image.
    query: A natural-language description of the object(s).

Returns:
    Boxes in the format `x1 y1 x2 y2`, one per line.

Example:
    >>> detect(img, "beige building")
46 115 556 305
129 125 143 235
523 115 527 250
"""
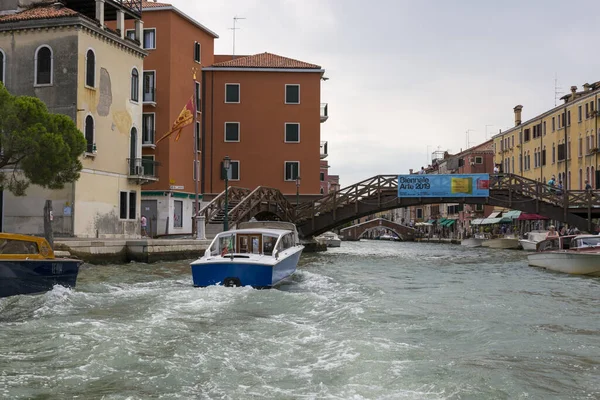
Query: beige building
493 82 600 190
0 0 150 238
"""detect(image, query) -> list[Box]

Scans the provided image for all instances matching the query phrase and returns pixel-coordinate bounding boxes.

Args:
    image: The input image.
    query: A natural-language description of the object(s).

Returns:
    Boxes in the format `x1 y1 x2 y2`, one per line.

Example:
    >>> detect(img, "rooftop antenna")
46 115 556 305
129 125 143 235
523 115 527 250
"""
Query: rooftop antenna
230 16 246 59
466 129 475 149
485 125 494 140
554 73 563 107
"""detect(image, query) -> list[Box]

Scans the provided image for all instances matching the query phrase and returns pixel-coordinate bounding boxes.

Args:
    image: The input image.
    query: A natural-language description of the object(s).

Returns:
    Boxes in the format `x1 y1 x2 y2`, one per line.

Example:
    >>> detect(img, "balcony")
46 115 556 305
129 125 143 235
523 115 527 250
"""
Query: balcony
320 103 328 122
127 157 159 183
320 141 328 159
67 0 142 20
143 87 156 107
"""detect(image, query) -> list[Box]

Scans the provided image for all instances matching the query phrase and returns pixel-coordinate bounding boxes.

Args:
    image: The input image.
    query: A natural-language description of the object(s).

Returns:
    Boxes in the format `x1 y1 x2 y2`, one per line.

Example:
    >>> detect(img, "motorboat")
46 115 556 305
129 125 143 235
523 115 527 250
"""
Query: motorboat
519 230 549 251
378 233 399 241
528 235 600 276
0 233 83 298
315 231 341 247
461 233 488 247
481 235 521 249
190 221 304 288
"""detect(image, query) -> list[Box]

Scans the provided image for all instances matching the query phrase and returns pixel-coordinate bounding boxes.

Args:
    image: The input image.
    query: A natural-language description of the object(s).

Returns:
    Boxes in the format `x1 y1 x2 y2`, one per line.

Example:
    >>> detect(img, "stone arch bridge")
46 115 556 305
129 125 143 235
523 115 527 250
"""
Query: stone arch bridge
197 174 600 238
339 218 416 241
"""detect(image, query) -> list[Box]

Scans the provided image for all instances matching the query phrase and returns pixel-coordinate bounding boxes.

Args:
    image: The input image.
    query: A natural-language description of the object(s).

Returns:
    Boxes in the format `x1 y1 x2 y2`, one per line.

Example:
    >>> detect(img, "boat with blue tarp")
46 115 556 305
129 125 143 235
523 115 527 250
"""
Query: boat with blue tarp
190 222 304 288
0 233 83 298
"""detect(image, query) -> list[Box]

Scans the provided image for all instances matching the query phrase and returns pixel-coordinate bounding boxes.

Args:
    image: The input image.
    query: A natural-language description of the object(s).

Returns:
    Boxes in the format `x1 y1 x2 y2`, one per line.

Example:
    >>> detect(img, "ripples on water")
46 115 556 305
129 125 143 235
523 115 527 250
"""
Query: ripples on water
0 241 599 399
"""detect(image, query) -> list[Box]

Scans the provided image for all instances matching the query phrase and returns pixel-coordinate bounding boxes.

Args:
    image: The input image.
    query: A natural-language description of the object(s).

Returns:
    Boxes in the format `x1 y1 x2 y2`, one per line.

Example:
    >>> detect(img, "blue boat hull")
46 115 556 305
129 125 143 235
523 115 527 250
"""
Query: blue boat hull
0 259 82 298
191 250 301 288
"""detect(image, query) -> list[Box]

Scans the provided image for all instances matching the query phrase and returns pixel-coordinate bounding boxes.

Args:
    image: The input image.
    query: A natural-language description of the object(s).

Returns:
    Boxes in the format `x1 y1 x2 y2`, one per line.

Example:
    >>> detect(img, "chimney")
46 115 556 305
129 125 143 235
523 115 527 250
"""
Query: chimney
409 169 413 174
513 105 523 127
569 85 577 102
583 83 591 91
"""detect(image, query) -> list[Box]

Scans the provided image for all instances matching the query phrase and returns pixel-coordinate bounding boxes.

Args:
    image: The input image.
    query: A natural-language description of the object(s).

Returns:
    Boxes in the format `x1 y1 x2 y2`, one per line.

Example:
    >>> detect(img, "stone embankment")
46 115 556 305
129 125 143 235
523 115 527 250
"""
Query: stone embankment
54 238 211 264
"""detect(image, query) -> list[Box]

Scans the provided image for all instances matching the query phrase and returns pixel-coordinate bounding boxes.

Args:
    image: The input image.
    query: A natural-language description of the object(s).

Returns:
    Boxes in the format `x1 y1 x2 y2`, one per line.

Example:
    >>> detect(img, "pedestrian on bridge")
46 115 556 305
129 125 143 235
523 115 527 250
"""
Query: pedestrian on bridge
585 180 592 193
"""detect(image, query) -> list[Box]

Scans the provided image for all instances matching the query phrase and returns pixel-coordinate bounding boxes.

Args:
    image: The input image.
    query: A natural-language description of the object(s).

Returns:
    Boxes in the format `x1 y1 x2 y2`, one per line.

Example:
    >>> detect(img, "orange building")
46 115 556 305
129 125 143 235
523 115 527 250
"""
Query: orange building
110 1 218 236
201 53 328 199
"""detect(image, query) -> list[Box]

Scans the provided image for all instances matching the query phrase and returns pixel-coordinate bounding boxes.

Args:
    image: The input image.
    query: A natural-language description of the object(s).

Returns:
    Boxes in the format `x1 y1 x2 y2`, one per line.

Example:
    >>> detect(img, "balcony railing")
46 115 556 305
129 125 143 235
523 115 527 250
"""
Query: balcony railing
143 87 156 106
320 103 329 122
320 141 328 159
111 0 142 17
127 158 159 182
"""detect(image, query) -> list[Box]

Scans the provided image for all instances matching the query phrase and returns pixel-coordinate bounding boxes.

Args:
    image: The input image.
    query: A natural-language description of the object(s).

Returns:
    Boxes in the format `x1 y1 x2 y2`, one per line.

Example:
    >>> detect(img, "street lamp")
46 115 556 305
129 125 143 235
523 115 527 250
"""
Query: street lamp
295 175 301 206
223 155 231 231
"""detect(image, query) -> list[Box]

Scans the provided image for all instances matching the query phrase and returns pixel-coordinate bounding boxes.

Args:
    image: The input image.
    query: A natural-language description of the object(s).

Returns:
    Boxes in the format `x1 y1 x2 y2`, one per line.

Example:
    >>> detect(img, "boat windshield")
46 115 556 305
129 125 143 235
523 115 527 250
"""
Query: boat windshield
208 234 234 256
573 236 600 248
263 235 277 256
0 238 39 255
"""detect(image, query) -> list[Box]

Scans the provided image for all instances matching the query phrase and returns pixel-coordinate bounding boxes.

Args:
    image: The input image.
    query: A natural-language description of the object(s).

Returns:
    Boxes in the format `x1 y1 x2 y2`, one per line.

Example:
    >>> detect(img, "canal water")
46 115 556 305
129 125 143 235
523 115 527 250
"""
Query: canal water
0 241 599 399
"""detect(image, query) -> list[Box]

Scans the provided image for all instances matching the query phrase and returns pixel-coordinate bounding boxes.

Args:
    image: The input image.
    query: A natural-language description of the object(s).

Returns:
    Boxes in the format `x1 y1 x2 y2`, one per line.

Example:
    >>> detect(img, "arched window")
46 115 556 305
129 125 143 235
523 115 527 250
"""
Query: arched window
131 68 139 101
35 45 53 85
85 115 94 153
0 48 5 84
579 169 583 190
85 49 95 87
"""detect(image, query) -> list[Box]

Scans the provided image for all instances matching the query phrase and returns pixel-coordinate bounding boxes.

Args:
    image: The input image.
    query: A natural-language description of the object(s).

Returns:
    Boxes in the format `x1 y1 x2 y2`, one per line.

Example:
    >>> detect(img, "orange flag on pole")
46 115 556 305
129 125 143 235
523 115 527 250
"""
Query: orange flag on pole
156 95 195 144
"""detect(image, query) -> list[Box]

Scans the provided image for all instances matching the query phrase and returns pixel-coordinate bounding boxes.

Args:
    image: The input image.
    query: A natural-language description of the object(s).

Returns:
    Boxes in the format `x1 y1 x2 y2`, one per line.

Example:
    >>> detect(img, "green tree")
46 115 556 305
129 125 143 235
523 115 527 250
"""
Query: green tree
0 83 86 196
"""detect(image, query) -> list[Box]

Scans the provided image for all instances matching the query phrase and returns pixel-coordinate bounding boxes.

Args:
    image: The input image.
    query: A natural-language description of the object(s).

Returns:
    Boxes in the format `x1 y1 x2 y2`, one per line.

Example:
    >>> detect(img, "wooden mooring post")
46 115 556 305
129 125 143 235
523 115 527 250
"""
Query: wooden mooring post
43 199 54 248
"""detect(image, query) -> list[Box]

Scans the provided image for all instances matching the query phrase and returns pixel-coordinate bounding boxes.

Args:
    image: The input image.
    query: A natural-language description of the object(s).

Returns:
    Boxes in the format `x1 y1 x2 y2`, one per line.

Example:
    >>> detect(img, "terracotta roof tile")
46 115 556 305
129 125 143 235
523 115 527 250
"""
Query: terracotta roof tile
211 52 321 69
141 1 172 8
0 3 78 23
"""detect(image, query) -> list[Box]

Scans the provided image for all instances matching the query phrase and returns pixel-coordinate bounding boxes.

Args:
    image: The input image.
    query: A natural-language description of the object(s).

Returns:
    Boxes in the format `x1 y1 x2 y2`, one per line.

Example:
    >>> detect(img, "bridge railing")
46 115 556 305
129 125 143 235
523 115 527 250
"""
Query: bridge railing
296 173 600 224
196 186 251 222
228 186 296 224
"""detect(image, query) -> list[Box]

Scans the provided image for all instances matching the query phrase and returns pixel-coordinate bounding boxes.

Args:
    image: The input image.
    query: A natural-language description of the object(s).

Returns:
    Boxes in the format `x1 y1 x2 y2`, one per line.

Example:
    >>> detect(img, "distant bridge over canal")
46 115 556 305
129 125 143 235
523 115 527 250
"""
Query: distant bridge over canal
197 174 600 238
339 218 415 241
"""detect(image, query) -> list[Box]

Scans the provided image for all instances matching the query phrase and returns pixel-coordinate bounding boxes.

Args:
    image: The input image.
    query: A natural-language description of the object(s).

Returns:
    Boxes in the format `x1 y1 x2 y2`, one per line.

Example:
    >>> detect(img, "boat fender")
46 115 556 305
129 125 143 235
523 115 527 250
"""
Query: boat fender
223 277 241 287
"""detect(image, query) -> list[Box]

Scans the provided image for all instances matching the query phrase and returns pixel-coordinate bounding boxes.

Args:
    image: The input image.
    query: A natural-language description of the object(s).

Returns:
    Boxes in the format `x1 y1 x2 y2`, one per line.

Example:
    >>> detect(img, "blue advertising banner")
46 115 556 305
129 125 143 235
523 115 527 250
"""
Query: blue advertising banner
397 174 490 197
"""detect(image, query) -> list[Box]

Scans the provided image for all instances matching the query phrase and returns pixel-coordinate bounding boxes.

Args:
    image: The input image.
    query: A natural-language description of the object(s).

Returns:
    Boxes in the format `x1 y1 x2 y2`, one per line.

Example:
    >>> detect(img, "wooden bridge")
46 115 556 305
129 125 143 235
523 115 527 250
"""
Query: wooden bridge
197 174 600 238
339 218 416 241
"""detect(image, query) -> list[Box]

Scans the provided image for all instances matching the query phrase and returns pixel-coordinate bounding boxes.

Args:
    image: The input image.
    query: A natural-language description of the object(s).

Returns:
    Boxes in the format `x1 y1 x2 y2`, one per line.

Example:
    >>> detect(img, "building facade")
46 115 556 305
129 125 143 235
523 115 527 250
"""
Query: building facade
112 1 218 236
493 82 600 190
201 52 327 200
0 0 147 238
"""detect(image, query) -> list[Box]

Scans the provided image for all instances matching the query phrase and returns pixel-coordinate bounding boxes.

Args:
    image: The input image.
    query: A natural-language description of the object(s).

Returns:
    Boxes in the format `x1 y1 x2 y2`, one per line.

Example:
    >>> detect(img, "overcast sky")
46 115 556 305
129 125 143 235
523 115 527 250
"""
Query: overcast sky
167 0 600 187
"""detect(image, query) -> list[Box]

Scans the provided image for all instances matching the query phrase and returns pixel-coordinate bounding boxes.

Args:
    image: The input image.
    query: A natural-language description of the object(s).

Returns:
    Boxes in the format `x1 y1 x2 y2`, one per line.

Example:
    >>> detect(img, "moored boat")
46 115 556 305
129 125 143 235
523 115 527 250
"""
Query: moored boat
190 221 304 288
315 231 342 247
461 233 487 247
0 233 83 298
481 235 521 249
519 230 549 251
528 235 600 276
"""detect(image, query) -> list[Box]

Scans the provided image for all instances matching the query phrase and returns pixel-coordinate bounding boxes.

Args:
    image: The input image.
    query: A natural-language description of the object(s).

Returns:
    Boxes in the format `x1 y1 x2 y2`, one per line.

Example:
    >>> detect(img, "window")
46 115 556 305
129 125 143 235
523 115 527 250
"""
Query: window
85 49 95 88
552 117 555 131
320 172 325 181
475 204 484 211
143 28 156 50
194 41 201 63
119 191 137 220
557 143 565 161
285 123 300 142
543 121 546 136
285 84 300 104
195 81 201 112
320 187 324 194
84 115 94 153
579 105 583 122
143 71 155 102
416 208 423 219
579 137 583 157
224 122 240 142
125 29 136 40
225 83 240 103
174 200 183 228
142 113 155 144
475 156 483 164
131 68 139 102
567 110 571 126
195 121 200 152
120 192 128 219
0 48 5 83
552 143 556 163
129 192 136 220
284 161 300 181
35 45 52 85
229 161 240 181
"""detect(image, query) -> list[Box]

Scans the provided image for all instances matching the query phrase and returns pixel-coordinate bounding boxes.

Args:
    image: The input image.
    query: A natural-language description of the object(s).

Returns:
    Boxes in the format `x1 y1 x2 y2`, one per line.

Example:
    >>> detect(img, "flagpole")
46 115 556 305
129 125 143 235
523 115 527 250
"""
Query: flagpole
193 67 202 239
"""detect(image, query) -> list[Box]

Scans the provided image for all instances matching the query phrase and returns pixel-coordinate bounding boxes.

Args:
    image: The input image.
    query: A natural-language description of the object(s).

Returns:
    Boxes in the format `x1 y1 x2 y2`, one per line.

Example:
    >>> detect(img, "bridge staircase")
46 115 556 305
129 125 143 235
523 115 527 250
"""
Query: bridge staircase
198 186 296 238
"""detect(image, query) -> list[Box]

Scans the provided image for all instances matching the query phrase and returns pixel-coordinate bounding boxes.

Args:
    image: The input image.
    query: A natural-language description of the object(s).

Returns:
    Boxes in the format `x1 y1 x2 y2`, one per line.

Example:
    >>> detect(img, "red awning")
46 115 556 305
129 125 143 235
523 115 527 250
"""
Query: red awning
517 213 549 220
